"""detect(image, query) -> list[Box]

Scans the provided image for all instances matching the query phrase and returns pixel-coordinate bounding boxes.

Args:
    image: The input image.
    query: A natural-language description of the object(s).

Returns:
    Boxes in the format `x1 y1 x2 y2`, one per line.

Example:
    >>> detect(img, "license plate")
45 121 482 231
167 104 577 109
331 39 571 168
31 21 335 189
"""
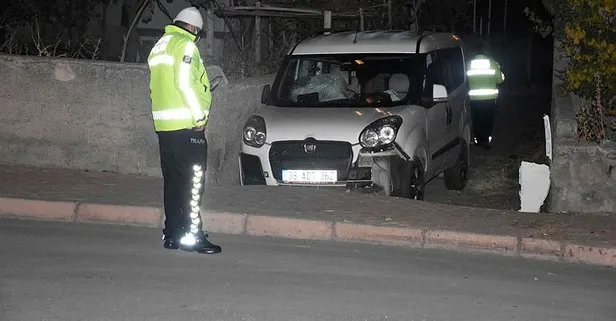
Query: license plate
282 170 337 184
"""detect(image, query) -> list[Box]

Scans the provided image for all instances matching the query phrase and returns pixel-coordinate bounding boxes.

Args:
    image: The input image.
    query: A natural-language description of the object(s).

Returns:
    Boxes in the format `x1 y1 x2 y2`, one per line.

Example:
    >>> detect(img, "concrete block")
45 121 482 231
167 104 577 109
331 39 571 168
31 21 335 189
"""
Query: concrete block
201 211 247 235
564 244 616 267
549 138 616 213
334 223 423 247
0 198 76 221
246 215 333 240
520 237 562 261
425 230 518 255
76 203 162 227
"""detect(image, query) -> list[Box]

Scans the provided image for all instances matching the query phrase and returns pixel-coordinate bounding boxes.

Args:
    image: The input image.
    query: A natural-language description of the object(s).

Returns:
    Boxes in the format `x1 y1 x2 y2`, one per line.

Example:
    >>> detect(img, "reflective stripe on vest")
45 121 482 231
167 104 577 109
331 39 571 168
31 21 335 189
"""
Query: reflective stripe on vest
148 55 174 67
178 42 205 122
467 69 496 76
468 57 500 100
469 89 499 96
467 58 496 76
470 59 490 70
152 108 209 120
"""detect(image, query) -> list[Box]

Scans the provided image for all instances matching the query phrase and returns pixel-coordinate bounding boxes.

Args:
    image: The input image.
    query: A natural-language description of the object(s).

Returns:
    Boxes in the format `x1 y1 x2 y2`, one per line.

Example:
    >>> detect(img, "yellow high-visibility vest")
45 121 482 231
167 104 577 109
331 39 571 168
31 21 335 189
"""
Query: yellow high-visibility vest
466 54 505 101
148 25 212 132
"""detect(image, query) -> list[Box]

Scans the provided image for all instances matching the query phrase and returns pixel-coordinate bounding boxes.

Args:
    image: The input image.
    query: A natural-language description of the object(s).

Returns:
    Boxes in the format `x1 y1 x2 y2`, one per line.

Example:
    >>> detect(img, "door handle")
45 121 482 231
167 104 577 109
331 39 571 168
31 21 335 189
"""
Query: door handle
446 105 452 125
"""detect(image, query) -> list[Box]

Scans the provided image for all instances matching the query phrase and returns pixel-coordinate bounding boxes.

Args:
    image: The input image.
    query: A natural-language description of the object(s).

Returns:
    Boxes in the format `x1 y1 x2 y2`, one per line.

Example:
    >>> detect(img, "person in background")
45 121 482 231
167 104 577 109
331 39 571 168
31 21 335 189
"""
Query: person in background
466 44 505 150
147 6 221 254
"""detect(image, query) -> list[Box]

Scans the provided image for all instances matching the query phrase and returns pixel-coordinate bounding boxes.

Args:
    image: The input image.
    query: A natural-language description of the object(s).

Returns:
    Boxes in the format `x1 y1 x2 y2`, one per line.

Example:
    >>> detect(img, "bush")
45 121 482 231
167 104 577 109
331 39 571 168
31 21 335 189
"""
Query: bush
528 0 616 142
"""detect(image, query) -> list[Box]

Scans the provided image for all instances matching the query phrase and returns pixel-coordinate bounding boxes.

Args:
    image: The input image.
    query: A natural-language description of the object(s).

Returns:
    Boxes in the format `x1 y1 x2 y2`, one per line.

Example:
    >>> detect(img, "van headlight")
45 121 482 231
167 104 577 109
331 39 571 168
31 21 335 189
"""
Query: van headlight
243 115 266 148
359 116 403 148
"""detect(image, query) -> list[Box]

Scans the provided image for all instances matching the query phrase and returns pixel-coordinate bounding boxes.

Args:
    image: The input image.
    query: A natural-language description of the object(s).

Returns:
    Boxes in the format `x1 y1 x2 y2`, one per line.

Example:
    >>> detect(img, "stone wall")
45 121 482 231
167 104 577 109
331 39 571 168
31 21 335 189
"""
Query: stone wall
548 44 616 214
0 54 274 186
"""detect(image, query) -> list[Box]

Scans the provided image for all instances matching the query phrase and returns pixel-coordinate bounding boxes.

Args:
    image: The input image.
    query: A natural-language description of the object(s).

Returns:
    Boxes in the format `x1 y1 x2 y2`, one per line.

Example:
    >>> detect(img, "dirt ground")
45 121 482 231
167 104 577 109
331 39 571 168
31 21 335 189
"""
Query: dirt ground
423 85 552 211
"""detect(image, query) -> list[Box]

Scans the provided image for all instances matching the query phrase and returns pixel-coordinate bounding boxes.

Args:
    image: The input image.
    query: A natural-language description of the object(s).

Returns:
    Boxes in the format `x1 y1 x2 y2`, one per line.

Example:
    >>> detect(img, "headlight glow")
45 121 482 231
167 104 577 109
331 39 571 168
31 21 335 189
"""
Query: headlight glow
359 116 403 149
255 132 266 146
379 125 396 144
243 126 256 142
361 129 379 147
243 115 267 148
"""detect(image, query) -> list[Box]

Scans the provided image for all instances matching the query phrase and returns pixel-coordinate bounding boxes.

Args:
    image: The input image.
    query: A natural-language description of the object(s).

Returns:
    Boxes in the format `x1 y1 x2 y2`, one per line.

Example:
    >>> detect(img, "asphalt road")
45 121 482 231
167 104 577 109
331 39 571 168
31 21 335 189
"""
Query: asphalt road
1 219 615 321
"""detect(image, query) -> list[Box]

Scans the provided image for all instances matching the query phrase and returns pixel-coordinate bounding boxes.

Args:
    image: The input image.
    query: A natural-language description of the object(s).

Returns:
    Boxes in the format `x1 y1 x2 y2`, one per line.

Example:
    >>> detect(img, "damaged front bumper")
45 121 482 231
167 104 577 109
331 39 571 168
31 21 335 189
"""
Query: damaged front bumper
239 141 408 189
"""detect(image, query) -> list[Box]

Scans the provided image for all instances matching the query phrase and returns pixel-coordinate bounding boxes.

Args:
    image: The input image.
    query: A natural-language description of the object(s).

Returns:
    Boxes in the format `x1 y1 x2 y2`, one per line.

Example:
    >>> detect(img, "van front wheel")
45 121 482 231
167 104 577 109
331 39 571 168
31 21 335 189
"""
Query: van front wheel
392 159 425 200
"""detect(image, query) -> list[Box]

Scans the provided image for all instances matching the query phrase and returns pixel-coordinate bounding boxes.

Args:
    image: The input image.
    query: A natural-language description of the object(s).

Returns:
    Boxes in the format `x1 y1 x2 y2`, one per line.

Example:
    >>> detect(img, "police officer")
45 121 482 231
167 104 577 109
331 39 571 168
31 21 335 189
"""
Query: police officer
147 7 221 254
466 46 505 149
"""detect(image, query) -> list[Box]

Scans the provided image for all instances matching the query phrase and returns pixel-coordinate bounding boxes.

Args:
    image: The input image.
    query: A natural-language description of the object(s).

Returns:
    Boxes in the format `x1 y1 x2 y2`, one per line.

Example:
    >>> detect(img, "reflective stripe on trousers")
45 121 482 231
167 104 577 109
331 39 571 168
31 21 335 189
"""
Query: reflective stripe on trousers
179 164 204 246
189 164 203 235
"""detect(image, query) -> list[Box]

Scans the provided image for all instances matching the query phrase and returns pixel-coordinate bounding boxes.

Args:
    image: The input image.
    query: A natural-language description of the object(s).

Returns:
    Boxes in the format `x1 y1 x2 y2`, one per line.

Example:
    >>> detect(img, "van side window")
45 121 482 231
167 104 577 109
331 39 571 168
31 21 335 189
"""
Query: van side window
440 47 465 90
423 51 448 95
423 47 465 93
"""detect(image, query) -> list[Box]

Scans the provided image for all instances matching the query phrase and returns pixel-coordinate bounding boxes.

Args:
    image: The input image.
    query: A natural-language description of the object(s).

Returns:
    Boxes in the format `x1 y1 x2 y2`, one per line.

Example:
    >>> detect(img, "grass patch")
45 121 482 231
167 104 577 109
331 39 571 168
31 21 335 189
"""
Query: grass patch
467 137 549 195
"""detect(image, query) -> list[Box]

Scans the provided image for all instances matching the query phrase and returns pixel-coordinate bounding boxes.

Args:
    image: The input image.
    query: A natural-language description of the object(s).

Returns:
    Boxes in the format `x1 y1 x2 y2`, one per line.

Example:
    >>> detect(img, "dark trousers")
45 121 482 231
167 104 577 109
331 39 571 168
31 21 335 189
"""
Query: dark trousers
157 129 208 239
470 99 497 143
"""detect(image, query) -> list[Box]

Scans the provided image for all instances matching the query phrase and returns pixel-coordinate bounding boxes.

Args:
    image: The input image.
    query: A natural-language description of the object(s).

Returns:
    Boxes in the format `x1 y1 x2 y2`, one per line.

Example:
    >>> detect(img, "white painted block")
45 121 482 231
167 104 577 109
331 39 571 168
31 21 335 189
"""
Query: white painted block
544 114 553 161
519 161 551 213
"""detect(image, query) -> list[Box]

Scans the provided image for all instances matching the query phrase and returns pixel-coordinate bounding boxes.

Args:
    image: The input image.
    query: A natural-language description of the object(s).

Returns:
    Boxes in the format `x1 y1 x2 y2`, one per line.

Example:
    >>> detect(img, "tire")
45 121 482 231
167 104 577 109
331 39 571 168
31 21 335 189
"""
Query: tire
444 139 470 191
392 158 425 200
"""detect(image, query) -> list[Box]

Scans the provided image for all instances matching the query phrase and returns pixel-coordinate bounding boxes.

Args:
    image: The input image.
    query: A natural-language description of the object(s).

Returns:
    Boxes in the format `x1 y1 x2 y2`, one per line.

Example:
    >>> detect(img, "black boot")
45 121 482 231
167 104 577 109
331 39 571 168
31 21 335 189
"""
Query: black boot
163 236 180 250
179 233 222 254
194 236 222 254
474 135 491 150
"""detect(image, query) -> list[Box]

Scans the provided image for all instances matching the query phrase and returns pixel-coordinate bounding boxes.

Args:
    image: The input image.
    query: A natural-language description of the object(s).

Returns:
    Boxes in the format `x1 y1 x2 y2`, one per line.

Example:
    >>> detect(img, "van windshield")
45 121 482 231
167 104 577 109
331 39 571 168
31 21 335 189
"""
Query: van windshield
269 54 427 108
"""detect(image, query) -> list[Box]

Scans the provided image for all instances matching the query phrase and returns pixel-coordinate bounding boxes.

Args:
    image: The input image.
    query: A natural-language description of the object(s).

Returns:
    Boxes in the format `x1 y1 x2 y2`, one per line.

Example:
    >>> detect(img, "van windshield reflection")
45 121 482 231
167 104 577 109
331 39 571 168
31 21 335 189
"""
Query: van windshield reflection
270 54 426 108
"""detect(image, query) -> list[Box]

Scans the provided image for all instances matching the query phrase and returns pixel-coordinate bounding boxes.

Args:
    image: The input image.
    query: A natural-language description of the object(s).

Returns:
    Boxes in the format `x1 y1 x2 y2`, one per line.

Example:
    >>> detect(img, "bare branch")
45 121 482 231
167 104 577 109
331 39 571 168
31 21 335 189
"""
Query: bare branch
120 0 150 62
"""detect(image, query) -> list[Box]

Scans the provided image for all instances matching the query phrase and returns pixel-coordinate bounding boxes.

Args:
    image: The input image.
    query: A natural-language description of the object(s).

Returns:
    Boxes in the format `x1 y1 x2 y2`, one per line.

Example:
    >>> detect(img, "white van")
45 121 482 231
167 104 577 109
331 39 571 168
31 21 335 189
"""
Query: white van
239 30 472 200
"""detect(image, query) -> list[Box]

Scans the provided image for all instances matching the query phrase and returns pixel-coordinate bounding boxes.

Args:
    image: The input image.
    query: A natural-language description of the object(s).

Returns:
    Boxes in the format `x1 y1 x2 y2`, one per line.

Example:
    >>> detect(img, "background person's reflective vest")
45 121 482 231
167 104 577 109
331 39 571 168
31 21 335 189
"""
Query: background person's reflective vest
466 54 504 101
148 25 212 132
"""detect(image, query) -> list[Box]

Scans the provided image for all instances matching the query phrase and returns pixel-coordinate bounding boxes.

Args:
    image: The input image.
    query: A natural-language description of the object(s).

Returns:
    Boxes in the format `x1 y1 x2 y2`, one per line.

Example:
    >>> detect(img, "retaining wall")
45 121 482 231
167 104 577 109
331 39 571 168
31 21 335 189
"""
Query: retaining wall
549 44 616 214
0 54 274 186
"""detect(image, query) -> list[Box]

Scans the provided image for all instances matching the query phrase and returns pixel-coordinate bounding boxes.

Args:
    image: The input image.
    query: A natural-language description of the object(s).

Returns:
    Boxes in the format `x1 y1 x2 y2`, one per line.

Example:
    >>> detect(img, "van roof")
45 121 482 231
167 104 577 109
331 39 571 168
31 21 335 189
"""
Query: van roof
290 30 462 55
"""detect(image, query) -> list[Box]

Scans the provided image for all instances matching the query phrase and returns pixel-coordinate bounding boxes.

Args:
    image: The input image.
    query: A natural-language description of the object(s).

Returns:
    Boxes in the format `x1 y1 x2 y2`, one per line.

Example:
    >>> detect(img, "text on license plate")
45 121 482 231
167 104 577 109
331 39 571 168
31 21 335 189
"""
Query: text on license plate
282 170 337 183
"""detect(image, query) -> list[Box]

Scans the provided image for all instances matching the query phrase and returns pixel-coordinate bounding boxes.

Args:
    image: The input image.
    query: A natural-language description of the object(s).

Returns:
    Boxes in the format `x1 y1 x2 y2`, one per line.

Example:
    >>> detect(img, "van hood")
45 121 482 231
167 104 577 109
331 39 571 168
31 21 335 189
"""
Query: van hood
256 106 413 144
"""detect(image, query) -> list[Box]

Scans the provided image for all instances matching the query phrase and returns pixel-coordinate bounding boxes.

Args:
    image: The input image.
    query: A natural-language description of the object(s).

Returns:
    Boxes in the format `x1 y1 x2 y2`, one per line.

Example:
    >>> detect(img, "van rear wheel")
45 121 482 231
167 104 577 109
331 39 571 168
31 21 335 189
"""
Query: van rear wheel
444 139 469 191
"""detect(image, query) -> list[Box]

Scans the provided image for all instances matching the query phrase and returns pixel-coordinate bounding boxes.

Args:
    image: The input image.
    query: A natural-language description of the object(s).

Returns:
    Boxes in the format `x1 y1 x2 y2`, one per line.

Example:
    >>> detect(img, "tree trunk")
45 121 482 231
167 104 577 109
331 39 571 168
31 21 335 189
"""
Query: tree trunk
101 0 110 59
126 3 140 62
121 0 146 62
527 28 533 87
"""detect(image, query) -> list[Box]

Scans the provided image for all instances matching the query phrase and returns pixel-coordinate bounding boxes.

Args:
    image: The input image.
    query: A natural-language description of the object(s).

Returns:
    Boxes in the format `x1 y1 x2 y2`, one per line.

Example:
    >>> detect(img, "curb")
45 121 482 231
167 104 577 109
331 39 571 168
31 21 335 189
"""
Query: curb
1 197 615 268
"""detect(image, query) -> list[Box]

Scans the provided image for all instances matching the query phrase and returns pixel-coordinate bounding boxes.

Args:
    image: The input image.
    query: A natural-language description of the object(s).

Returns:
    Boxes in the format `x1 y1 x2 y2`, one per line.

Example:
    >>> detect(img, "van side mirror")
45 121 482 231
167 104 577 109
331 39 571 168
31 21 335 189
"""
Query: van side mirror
433 84 448 102
261 84 271 104
421 83 448 107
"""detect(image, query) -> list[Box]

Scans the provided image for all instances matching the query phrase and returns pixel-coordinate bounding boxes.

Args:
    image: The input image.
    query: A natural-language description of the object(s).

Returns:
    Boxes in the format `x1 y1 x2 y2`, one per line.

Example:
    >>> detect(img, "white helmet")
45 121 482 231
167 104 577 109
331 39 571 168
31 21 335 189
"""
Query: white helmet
173 7 203 30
